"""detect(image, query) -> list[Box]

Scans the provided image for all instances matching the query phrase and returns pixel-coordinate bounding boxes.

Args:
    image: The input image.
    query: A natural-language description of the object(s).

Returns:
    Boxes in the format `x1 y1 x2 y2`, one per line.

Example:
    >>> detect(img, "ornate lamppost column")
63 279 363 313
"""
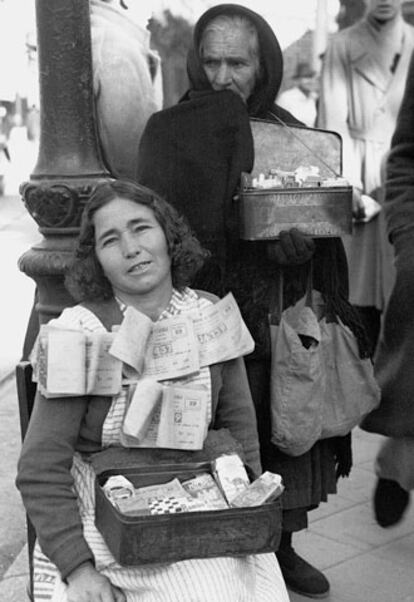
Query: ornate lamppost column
19 0 110 329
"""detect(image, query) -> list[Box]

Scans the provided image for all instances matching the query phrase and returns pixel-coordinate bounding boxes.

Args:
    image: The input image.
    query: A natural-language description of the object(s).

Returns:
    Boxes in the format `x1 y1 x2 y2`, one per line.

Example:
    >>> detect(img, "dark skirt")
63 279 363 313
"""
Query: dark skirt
246 358 337 530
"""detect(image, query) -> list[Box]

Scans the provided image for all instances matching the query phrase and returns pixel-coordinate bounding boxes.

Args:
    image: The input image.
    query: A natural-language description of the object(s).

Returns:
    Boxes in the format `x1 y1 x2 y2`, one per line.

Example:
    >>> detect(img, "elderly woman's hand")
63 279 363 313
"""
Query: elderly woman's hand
67 562 126 602
267 228 315 265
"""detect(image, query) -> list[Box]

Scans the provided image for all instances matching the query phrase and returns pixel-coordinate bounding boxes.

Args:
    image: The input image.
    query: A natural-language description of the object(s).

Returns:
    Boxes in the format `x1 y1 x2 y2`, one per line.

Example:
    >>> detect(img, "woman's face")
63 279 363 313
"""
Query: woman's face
94 197 172 305
200 22 259 103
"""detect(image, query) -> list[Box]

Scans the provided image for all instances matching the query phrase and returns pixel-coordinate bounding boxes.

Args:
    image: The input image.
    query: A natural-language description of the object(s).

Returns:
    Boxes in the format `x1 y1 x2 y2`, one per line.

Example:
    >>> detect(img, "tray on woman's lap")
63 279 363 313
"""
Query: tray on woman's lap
95 462 282 566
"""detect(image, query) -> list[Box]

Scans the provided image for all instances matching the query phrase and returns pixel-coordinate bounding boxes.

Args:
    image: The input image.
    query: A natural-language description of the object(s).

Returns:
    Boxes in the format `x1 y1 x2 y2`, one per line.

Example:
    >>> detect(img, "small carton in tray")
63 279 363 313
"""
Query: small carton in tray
95 462 282 566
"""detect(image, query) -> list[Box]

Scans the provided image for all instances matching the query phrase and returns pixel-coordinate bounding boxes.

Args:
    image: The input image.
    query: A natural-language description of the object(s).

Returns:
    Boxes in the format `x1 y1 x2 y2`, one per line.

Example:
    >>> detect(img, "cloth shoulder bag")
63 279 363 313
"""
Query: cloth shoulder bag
319 314 380 438
269 266 380 457
269 269 325 456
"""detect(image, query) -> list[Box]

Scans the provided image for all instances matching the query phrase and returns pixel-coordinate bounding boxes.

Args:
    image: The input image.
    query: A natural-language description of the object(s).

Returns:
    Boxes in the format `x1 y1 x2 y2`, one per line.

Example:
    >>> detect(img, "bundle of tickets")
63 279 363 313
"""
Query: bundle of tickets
34 325 122 398
33 292 254 405
231 472 284 508
109 292 254 382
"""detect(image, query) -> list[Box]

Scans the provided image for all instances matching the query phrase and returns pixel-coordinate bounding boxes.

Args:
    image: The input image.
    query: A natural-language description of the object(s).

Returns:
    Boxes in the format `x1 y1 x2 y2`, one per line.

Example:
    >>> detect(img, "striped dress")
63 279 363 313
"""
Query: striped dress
32 289 289 602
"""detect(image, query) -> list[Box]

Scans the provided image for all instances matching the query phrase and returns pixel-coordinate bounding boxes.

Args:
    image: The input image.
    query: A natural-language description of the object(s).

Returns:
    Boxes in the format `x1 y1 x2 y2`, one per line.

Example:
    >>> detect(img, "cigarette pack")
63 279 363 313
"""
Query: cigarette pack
103 475 135 503
212 453 250 504
231 472 284 508
182 473 228 510
114 477 188 515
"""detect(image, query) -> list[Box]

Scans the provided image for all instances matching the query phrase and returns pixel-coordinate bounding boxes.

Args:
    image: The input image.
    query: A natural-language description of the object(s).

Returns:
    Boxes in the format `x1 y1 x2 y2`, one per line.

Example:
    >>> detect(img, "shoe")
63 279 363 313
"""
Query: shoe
374 477 410 528
276 547 330 599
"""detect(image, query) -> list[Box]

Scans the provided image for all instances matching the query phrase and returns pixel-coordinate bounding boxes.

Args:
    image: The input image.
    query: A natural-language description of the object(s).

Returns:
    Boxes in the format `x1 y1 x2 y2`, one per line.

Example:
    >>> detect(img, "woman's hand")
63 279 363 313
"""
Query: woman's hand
267 228 315 265
352 187 365 220
353 192 381 223
66 562 126 602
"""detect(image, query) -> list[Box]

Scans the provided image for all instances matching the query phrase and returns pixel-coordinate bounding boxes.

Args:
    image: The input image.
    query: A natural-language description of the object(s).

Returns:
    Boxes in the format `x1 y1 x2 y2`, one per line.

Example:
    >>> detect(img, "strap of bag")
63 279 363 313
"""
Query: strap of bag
269 269 284 326
305 259 314 308
269 259 314 325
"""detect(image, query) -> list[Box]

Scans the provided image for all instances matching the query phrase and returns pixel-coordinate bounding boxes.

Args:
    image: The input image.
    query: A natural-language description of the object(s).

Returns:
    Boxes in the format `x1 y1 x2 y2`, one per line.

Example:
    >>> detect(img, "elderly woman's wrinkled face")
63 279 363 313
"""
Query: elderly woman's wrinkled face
94 197 172 303
365 0 402 20
200 21 260 103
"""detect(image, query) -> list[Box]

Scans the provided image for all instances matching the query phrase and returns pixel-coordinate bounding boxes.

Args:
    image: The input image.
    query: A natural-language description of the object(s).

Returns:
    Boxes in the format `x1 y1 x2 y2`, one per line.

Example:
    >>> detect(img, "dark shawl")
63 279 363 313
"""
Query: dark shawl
137 3 367 361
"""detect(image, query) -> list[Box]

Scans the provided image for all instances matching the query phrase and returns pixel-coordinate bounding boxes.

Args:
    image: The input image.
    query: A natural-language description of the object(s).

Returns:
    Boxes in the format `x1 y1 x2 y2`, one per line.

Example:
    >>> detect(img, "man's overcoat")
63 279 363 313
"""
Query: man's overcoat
318 16 414 309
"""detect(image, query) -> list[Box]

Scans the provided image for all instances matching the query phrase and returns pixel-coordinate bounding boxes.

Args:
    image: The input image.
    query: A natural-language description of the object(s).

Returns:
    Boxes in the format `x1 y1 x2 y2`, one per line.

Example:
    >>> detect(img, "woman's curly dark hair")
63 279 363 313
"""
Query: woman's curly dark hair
65 179 209 302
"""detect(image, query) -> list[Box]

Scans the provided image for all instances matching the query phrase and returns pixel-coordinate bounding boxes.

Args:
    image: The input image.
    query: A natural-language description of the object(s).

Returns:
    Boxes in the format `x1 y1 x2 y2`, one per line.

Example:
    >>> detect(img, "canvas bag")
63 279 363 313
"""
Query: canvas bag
319 315 381 439
269 267 380 457
269 269 325 456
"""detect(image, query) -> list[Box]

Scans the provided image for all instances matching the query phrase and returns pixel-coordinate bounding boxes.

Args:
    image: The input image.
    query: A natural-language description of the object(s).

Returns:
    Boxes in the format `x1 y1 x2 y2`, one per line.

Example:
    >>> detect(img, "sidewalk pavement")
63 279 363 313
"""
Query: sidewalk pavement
0 190 39 590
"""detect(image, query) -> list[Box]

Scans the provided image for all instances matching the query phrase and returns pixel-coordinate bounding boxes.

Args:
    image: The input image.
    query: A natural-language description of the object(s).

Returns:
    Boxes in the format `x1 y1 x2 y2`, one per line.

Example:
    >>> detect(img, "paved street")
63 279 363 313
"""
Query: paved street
1 153 414 600
0 190 39 585
0 132 40 586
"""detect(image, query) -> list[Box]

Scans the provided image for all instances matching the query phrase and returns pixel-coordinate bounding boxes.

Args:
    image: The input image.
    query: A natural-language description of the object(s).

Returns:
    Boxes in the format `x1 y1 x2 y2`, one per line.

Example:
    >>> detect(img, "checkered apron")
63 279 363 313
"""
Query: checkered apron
31 289 289 602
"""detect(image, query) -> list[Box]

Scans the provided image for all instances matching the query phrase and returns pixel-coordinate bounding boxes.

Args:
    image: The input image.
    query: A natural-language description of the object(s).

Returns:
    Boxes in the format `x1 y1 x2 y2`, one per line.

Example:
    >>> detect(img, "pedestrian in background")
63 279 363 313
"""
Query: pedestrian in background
361 52 414 528
90 0 162 180
318 0 414 355
277 61 318 127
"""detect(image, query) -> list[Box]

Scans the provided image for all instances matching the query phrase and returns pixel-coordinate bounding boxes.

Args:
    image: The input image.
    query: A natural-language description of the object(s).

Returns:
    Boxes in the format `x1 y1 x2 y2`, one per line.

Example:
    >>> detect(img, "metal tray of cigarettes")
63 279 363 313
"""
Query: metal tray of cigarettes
239 119 353 239
95 461 282 566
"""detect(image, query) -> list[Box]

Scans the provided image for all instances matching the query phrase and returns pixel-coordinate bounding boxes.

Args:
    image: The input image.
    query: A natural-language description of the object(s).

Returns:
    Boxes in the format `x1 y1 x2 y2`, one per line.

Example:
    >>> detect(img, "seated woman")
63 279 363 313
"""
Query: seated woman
16 179 289 602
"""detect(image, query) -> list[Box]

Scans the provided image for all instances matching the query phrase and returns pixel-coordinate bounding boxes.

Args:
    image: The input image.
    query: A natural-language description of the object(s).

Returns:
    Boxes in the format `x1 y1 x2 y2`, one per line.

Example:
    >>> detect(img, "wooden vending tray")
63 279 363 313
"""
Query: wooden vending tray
95 462 282 566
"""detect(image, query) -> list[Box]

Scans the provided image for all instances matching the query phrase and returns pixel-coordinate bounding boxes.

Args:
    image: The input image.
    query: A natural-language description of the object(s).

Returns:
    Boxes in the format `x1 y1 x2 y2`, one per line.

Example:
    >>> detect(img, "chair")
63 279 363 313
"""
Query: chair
16 360 37 599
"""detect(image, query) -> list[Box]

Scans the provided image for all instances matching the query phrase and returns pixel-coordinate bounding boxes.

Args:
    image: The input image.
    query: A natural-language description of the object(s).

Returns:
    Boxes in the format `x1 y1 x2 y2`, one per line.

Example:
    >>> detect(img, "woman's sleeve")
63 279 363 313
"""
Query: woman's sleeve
16 392 94 579
212 358 262 478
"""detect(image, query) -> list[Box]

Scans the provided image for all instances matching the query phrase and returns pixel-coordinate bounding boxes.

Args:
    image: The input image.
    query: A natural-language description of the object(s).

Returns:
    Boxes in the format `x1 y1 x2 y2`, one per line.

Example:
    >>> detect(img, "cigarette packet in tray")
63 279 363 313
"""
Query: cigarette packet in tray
231 472 284 508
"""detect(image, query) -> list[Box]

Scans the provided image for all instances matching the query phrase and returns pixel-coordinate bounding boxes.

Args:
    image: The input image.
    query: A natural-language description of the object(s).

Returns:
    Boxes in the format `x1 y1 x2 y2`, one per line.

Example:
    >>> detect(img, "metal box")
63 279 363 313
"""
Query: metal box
239 119 353 240
240 186 352 240
95 462 282 566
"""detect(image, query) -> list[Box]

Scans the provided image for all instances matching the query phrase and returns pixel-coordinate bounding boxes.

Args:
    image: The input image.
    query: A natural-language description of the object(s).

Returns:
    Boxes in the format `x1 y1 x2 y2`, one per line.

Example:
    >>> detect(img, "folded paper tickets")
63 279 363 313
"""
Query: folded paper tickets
231 472 284 508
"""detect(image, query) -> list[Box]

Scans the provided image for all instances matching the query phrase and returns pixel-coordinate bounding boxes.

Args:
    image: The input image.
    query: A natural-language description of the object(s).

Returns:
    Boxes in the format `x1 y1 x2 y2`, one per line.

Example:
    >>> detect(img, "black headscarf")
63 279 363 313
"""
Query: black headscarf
186 4 284 118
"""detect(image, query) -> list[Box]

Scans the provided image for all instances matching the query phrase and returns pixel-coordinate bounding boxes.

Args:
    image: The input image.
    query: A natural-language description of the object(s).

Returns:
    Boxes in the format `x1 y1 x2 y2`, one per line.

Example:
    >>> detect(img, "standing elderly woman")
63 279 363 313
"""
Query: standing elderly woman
16 179 289 602
138 4 370 599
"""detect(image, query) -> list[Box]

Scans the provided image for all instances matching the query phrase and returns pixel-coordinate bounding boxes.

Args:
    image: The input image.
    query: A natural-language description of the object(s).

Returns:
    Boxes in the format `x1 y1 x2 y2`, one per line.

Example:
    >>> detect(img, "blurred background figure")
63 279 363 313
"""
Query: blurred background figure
90 0 163 180
277 61 318 127
318 0 414 356
361 52 414 529
0 106 11 196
